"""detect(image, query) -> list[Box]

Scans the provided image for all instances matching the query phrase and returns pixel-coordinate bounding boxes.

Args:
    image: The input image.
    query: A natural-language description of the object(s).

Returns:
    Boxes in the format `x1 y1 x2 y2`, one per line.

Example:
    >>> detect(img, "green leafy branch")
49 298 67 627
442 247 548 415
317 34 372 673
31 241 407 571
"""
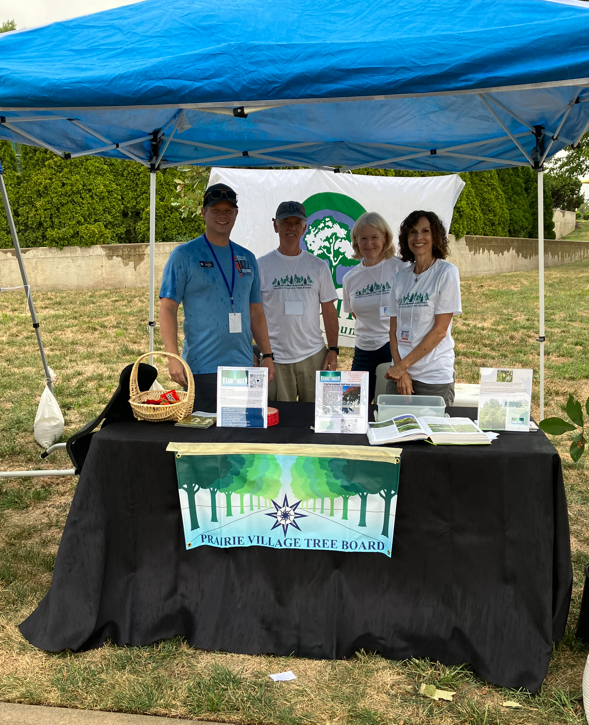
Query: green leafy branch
539 394 588 462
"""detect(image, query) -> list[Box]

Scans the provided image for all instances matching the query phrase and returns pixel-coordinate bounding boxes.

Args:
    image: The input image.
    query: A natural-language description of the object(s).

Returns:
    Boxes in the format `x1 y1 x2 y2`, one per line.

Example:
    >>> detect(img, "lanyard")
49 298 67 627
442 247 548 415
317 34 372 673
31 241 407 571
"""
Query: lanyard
204 234 236 312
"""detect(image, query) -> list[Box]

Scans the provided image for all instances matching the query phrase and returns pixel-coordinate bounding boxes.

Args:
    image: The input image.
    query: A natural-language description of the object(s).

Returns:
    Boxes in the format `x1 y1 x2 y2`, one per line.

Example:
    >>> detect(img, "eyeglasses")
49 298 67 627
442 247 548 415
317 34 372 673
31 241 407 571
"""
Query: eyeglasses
205 188 237 202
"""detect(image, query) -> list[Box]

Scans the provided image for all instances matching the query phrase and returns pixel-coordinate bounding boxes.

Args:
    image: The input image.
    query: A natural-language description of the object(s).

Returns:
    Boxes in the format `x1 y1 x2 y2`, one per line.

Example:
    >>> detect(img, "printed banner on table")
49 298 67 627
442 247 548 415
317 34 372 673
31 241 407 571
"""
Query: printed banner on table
168 443 401 557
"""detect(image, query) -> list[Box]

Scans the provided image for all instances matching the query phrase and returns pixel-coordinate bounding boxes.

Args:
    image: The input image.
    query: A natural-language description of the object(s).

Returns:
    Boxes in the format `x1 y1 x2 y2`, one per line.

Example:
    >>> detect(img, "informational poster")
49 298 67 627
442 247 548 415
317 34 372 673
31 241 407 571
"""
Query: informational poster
169 442 401 557
478 368 533 431
209 168 464 347
217 367 268 428
314 370 369 434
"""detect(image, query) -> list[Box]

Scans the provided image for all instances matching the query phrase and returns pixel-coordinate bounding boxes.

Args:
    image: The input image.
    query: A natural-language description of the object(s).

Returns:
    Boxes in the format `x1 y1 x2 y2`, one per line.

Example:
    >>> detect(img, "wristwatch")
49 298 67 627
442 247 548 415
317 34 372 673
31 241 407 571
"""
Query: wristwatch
261 352 275 361
328 346 340 355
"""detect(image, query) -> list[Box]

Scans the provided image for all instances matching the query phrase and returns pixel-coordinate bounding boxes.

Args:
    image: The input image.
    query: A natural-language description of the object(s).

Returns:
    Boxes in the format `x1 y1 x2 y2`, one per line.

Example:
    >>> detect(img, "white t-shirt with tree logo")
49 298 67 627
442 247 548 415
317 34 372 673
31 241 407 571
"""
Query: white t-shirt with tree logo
258 249 338 364
342 257 407 351
387 259 461 384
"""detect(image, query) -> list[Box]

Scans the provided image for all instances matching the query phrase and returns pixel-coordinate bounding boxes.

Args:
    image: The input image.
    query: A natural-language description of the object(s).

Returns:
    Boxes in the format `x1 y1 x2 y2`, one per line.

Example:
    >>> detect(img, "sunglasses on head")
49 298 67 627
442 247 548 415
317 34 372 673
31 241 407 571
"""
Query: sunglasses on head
206 188 237 202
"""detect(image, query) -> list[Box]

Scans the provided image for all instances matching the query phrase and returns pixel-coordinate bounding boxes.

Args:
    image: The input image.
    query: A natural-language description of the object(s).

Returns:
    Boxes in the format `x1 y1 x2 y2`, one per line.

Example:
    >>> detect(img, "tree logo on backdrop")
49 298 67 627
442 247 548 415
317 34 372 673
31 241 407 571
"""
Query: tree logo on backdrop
301 192 366 288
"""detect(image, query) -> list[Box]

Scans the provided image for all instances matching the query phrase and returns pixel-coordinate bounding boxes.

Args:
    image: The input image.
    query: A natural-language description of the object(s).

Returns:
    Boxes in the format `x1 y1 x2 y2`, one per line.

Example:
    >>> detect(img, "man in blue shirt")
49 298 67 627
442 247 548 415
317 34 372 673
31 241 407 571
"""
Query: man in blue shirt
159 183 275 411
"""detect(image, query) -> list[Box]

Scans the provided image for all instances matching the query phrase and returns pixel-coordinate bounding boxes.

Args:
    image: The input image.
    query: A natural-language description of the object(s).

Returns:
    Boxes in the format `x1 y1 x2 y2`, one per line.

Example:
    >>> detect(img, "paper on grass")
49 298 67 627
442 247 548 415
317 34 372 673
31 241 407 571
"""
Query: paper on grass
269 671 297 681
419 683 454 701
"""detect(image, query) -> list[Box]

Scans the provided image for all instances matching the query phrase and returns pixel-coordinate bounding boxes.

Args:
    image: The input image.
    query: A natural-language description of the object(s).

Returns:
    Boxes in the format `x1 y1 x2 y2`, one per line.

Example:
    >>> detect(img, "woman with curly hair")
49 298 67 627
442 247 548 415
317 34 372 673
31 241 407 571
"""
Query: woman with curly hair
384 210 461 407
342 212 407 402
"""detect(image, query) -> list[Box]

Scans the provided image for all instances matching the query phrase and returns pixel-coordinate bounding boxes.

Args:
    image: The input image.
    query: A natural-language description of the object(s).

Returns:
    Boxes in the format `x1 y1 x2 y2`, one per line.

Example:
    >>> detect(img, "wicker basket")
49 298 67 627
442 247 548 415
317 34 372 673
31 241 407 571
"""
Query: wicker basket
129 352 195 422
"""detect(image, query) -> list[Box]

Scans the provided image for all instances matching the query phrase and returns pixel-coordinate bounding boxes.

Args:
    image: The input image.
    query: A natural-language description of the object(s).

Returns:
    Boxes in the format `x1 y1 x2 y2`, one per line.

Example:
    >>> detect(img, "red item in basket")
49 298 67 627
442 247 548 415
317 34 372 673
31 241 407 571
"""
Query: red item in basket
267 407 279 426
160 389 180 404
145 399 162 405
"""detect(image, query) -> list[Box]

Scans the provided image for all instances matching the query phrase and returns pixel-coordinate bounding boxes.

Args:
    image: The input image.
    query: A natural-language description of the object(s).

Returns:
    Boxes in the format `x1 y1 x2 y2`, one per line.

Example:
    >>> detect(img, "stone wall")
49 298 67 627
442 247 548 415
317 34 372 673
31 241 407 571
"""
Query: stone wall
447 235 589 278
1 235 589 291
552 209 577 240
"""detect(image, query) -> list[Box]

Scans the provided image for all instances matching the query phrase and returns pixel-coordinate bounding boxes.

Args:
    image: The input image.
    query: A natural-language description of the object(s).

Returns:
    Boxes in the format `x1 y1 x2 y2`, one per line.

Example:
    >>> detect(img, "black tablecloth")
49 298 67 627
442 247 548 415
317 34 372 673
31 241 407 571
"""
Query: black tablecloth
20 403 572 692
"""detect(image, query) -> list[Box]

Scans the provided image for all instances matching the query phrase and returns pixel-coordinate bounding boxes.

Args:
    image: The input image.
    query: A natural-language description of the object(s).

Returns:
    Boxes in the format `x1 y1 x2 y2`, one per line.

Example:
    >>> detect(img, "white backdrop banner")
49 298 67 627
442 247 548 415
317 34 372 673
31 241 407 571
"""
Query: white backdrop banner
208 169 464 347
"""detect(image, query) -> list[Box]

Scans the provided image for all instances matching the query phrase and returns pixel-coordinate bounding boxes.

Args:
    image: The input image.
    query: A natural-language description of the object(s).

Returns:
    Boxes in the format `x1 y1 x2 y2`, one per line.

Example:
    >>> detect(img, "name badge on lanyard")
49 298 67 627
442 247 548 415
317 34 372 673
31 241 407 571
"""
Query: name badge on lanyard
379 305 389 320
285 300 304 316
229 313 242 334
399 329 411 345
204 235 242 333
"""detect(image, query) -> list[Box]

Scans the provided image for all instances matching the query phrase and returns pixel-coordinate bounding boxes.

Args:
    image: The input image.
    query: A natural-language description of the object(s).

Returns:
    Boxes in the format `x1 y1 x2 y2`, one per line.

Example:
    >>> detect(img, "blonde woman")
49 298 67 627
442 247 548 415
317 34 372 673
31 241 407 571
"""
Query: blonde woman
342 212 407 403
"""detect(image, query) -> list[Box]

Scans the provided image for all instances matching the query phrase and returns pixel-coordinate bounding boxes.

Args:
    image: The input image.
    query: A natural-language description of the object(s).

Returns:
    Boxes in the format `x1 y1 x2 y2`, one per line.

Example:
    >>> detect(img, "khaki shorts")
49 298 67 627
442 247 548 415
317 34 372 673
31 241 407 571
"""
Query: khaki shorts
269 347 327 403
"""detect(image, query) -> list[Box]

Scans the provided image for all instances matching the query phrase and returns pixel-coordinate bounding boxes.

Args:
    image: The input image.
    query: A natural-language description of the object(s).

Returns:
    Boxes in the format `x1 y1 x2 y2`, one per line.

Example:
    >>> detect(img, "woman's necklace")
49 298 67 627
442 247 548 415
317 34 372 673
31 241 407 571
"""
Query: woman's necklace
414 256 436 280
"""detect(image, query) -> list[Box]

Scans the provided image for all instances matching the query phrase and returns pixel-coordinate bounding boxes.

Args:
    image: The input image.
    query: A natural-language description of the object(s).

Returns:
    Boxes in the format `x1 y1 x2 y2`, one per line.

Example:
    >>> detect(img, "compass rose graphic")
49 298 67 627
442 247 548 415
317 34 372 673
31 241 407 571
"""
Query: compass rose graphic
266 494 307 536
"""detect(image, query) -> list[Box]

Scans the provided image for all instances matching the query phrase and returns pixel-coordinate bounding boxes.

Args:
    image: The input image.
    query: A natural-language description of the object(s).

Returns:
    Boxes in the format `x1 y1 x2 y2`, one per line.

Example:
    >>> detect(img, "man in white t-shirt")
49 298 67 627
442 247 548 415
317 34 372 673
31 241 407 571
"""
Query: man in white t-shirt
258 201 340 402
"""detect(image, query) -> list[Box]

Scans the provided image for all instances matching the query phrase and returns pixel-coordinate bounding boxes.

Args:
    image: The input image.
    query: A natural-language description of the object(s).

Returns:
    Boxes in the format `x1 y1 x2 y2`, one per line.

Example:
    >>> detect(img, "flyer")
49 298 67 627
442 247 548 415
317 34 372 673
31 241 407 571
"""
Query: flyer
314 370 369 434
217 367 268 428
478 368 533 431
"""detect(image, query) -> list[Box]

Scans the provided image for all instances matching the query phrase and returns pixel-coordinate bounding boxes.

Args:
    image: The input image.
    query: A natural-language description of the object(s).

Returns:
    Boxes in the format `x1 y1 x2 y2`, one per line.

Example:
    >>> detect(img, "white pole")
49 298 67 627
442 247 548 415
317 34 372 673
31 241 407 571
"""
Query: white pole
538 170 545 421
0 166 54 393
149 170 157 364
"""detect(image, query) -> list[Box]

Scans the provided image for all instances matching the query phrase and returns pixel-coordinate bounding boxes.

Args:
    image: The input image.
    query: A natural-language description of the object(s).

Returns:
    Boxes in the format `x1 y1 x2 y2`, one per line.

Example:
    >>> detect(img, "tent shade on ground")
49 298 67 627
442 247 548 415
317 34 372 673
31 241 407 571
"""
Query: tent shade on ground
1 0 589 444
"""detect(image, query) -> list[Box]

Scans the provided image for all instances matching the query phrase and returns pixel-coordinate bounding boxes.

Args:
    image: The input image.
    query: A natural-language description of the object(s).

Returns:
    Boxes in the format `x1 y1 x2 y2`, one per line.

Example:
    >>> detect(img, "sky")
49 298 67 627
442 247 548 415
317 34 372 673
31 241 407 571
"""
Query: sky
0 0 143 30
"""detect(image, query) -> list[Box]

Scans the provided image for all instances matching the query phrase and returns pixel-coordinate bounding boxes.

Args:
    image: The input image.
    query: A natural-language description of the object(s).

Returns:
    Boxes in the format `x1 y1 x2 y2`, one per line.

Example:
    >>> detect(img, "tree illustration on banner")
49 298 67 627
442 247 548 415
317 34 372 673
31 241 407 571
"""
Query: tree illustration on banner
242 455 282 511
339 459 399 535
177 466 201 532
325 458 355 520
189 455 233 524
218 455 247 517
290 457 316 510
301 193 365 289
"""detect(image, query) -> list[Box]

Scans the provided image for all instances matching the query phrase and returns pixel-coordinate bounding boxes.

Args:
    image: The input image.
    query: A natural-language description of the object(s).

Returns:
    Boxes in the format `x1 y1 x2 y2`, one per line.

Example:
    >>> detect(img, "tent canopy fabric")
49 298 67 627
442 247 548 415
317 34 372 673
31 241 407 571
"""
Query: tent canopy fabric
0 0 588 171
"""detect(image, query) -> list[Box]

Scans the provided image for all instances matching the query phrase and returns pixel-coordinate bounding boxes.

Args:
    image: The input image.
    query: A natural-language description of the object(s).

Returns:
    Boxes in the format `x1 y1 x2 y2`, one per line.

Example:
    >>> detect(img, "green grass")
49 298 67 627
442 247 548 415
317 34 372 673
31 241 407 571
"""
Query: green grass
1 262 589 723
563 220 589 242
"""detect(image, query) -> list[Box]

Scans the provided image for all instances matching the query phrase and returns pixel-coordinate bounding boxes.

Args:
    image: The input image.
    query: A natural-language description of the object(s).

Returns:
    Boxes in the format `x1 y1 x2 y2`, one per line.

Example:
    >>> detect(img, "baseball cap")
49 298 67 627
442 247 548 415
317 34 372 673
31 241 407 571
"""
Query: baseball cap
274 201 307 221
203 183 238 208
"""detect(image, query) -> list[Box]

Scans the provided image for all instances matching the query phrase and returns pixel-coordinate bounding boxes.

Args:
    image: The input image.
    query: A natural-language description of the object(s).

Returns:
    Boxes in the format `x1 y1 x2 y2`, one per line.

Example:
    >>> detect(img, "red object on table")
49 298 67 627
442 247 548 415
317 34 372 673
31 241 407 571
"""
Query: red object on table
267 407 279 426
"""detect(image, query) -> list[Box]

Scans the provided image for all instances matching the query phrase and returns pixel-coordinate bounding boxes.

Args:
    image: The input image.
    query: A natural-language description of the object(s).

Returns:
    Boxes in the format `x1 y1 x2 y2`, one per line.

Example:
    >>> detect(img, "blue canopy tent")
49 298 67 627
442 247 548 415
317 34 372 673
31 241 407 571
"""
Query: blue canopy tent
1 0 589 433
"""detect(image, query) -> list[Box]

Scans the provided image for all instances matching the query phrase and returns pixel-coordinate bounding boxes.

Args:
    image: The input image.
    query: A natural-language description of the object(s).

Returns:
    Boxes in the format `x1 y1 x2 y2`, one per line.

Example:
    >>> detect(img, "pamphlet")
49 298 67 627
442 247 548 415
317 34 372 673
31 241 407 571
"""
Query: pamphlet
367 415 491 446
175 412 216 429
314 370 369 434
217 367 268 428
478 368 533 431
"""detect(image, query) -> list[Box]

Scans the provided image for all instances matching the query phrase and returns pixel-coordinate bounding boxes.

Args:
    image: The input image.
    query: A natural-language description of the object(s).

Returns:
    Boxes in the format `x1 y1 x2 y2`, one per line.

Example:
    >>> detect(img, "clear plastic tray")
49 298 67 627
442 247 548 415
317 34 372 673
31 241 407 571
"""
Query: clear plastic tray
376 394 446 421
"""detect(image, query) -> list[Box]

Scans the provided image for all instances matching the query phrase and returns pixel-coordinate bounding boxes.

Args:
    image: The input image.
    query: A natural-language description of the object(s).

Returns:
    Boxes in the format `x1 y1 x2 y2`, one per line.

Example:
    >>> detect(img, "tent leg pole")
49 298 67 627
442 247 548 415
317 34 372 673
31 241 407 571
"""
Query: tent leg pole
149 170 157 365
538 170 545 421
0 165 54 393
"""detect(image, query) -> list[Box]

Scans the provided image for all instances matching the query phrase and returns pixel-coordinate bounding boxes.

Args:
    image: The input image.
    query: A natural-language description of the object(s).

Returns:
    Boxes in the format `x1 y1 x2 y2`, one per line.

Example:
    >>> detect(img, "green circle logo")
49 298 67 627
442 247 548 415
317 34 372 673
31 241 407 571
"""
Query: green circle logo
302 192 366 288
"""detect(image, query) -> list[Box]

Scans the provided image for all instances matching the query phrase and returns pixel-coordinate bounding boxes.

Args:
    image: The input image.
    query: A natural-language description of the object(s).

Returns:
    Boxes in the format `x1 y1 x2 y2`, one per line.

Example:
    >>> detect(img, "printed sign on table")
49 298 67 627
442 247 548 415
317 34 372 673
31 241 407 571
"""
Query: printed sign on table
168 443 401 557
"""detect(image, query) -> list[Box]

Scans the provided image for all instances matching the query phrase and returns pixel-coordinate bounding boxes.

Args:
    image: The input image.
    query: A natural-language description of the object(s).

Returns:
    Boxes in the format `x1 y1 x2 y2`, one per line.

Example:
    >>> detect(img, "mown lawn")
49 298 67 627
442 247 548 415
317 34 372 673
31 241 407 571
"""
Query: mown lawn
1 260 589 724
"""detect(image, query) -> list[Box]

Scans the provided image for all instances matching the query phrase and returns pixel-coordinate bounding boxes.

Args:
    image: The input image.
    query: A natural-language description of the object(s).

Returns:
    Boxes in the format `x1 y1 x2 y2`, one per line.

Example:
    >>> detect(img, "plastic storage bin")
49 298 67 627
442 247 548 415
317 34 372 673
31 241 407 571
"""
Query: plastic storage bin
376 394 446 421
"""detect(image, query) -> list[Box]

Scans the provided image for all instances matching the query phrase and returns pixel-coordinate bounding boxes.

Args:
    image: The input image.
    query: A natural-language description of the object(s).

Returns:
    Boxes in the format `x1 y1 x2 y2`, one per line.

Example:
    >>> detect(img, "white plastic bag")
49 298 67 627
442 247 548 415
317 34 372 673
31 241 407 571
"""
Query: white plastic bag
34 385 64 449
149 378 165 392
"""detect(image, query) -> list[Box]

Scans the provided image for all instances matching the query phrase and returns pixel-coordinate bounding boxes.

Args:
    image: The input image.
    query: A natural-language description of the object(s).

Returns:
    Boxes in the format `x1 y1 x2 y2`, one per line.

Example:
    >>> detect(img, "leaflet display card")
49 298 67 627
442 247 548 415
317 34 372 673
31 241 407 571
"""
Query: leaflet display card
217 367 268 428
478 368 533 431
314 370 369 434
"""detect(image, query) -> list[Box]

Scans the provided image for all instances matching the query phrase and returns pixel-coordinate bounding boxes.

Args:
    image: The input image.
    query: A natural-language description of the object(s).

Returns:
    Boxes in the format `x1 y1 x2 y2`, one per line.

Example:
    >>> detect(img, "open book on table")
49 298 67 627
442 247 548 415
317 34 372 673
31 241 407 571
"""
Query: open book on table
367 415 491 446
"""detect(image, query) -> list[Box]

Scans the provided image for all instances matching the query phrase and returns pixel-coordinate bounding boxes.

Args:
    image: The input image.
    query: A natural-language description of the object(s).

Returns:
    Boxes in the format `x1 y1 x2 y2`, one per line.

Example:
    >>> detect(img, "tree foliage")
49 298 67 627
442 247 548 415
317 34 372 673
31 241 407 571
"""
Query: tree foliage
0 142 18 248
496 168 532 238
0 19 16 33
468 170 510 236
520 167 556 240
449 174 484 238
17 156 125 248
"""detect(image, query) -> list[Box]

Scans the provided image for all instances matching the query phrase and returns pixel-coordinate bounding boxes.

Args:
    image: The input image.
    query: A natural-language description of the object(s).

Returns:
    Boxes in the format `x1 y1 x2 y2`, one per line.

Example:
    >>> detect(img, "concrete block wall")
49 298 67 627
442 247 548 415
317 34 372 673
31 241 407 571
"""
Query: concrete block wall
552 209 577 240
1 236 589 291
